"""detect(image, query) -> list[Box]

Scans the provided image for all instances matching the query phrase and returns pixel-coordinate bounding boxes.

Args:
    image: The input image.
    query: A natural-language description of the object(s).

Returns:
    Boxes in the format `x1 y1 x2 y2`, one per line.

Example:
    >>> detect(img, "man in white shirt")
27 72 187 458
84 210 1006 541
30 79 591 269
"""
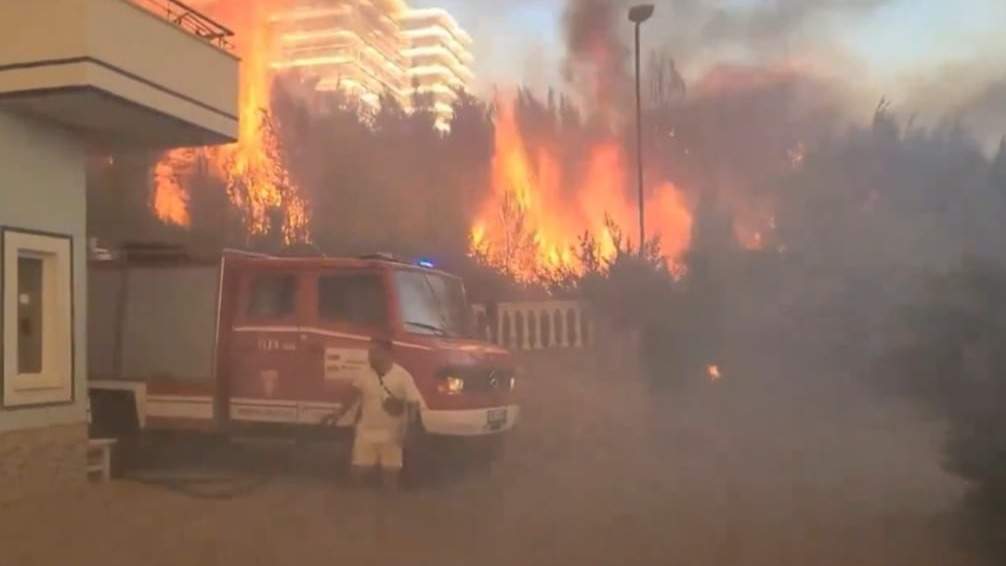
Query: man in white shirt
334 338 421 491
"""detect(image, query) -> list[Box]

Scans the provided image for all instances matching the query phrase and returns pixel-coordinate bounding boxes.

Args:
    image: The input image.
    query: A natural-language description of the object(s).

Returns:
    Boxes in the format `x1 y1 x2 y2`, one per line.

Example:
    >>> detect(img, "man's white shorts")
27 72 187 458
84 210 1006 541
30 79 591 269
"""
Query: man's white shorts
352 433 404 470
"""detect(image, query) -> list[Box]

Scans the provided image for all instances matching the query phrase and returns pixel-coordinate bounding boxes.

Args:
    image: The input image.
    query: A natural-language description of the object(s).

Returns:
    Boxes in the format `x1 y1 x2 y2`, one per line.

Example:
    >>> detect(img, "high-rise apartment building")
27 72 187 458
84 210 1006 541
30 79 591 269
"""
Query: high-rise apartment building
398 8 474 129
270 1 473 130
270 0 411 111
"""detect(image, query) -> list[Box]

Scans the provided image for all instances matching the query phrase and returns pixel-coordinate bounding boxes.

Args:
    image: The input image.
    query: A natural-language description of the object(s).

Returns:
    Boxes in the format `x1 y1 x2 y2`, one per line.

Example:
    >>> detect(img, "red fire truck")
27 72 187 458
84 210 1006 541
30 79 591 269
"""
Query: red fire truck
87 247 517 448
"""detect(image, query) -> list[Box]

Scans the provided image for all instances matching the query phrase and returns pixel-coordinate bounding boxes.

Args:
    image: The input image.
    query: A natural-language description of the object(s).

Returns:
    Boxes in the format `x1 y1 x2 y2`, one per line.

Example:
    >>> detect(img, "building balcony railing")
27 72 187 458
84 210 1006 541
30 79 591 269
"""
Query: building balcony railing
129 0 234 50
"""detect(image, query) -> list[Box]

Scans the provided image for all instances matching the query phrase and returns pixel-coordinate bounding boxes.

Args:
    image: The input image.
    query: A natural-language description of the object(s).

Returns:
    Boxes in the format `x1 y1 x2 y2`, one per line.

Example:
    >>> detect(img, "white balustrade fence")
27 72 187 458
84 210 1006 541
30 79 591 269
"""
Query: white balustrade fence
473 300 593 350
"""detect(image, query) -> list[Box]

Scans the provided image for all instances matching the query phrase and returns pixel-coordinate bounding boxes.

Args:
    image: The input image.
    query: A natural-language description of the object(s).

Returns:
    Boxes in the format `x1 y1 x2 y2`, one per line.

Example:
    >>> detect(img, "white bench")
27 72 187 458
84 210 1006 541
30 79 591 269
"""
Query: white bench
87 438 117 482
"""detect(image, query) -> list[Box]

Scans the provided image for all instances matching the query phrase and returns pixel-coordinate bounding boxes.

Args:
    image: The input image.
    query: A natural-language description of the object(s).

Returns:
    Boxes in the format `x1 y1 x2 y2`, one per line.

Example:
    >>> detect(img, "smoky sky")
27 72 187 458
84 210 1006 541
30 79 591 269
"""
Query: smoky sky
551 0 1005 149
957 81 1006 149
555 0 889 118
556 0 895 87
186 0 1004 149
683 0 892 46
560 0 895 60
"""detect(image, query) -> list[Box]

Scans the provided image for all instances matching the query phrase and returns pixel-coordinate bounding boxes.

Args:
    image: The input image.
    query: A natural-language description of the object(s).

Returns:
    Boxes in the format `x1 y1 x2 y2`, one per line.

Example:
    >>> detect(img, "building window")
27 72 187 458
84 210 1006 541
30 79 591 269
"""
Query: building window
3 230 73 407
17 255 44 374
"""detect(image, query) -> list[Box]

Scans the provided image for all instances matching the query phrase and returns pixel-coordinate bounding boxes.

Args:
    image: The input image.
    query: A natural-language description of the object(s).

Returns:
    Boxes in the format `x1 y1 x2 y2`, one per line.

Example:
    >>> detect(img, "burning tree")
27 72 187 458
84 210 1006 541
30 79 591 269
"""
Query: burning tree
220 106 309 246
469 93 693 284
470 190 538 280
150 0 310 248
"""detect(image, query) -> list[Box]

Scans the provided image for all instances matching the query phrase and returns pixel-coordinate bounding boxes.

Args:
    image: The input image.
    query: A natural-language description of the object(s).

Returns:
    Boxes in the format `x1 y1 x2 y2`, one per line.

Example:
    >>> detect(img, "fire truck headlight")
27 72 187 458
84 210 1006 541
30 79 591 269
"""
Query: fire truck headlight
438 376 465 395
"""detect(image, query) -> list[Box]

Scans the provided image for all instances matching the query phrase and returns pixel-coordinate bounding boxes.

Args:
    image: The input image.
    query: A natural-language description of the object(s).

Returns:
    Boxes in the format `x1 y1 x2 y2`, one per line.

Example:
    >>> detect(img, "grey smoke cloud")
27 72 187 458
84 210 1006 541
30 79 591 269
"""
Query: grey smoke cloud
956 80 1006 151
695 0 891 44
635 0 896 73
557 0 891 86
557 0 1003 144
556 0 889 118
561 0 632 119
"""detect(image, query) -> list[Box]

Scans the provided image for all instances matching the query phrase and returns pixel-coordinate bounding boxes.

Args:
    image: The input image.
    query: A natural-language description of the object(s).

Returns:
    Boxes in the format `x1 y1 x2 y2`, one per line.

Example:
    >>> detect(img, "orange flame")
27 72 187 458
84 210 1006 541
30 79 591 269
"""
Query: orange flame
152 154 191 227
471 97 692 282
152 0 309 244
707 364 722 382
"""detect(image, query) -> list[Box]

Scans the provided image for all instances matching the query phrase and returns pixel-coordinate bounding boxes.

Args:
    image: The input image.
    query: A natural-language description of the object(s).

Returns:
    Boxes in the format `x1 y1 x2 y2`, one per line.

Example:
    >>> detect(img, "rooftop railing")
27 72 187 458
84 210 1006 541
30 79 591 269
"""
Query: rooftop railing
129 0 234 50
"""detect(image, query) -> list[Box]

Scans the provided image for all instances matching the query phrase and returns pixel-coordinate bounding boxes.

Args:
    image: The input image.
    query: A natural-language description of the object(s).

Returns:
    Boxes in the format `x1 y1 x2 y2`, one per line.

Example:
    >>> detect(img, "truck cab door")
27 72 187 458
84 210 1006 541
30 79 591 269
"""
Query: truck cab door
302 269 391 425
225 265 306 425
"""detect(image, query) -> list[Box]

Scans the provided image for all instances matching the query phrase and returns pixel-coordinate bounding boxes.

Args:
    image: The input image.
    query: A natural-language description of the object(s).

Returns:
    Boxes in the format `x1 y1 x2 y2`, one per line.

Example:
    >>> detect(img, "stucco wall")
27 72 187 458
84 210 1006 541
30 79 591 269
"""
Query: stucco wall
0 0 237 115
0 0 239 143
85 0 239 119
0 110 88 433
0 423 88 504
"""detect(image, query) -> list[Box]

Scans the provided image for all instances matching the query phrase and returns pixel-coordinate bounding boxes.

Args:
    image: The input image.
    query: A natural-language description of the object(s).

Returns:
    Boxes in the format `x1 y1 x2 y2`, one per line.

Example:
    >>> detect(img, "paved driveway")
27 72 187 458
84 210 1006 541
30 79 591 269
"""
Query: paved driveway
0 352 985 566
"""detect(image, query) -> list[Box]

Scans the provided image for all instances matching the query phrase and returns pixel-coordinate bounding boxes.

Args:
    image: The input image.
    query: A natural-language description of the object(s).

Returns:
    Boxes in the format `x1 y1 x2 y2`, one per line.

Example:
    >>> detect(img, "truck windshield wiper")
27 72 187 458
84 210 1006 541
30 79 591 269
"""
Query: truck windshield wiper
404 321 451 336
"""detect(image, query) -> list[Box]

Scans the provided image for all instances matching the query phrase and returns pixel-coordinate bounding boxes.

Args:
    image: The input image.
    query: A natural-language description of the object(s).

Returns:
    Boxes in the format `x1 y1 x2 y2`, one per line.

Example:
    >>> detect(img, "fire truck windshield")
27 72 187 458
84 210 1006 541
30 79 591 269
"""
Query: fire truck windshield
394 270 471 338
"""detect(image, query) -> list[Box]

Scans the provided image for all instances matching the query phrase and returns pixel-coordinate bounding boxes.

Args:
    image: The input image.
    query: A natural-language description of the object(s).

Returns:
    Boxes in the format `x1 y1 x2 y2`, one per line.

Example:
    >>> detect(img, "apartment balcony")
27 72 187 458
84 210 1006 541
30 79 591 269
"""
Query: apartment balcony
0 0 238 148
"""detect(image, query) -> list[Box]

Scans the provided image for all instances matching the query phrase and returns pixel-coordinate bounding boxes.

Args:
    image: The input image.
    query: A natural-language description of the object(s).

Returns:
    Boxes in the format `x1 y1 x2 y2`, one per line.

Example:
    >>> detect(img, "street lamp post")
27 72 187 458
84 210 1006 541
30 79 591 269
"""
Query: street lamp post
628 4 654 255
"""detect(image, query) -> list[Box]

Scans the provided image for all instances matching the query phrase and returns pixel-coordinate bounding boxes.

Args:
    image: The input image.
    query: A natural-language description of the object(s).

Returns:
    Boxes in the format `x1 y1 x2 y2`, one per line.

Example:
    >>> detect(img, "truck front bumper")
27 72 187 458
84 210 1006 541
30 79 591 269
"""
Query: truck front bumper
421 405 519 436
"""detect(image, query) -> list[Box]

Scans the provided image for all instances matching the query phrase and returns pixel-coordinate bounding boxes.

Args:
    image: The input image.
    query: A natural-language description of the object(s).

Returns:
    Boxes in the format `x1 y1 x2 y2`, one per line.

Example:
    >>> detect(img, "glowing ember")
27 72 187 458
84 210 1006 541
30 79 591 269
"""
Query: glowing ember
735 228 764 251
471 97 693 282
707 364 722 382
151 0 309 244
734 206 779 252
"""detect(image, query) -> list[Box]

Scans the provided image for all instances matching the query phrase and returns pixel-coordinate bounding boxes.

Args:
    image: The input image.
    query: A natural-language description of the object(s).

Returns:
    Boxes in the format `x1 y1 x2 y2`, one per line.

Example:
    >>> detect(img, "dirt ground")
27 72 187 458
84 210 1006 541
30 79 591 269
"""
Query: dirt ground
0 351 988 566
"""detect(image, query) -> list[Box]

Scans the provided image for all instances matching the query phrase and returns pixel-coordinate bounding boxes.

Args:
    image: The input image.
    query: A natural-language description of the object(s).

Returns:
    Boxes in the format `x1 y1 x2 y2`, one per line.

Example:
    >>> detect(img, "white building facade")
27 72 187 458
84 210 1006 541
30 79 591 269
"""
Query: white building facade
0 0 237 502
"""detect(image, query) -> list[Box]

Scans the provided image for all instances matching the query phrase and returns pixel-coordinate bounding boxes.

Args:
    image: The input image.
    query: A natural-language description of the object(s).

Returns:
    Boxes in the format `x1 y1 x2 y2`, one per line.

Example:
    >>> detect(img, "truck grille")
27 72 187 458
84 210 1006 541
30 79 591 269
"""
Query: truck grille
462 368 512 393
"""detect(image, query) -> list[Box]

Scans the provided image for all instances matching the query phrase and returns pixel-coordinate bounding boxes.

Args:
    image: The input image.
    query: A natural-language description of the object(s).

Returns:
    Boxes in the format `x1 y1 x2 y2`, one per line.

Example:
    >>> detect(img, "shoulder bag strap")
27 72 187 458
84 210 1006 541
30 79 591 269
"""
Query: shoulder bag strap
376 372 402 403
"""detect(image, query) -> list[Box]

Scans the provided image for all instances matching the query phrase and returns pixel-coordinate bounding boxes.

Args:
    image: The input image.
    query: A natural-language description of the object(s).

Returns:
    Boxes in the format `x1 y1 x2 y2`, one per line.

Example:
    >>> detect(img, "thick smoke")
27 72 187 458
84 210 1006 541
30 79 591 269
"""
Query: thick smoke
646 0 893 62
657 0 1004 151
555 12 1006 557
561 0 632 125
955 79 1006 151
562 0 1005 154
697 0 891 45
653 63 845 247
556 0 888 123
